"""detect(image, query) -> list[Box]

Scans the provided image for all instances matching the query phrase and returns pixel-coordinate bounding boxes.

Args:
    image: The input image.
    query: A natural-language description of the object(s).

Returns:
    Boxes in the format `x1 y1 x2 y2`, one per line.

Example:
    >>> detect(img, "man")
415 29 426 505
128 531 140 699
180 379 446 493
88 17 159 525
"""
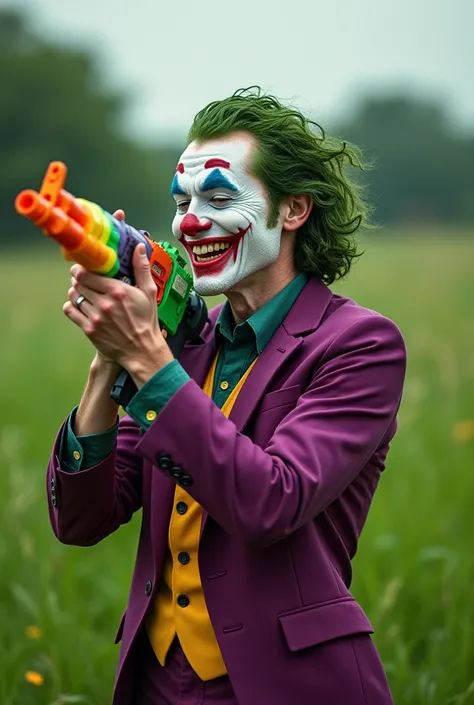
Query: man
47 87 406 705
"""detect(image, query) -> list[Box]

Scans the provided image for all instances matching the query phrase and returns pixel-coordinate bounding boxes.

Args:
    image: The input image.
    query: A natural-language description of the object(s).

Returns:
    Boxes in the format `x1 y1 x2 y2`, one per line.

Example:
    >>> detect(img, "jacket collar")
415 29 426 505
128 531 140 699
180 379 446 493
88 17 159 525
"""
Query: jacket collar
195 275 332 344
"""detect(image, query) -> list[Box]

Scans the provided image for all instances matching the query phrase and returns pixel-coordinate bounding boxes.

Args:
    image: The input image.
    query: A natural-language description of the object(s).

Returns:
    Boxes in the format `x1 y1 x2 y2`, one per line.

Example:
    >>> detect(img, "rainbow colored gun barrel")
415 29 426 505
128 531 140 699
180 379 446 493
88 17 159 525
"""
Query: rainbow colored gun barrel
15 161 153 279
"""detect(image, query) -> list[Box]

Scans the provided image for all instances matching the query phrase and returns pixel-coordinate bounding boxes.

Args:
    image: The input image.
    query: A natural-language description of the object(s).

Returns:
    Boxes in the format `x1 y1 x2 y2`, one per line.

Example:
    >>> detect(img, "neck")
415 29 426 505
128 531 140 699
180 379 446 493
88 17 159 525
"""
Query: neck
225 257 298 325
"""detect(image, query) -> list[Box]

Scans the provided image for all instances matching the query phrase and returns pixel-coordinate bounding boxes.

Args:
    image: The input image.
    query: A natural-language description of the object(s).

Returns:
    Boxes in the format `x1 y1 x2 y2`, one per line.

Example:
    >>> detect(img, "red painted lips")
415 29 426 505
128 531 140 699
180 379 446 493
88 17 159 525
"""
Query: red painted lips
180 225 251 276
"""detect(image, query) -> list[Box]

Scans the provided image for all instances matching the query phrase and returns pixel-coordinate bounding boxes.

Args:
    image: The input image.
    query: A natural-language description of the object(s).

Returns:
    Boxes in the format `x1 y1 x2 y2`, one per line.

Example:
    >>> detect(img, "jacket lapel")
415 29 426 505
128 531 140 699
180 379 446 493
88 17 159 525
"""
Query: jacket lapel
178 304 222 386
152 305 222 551
228 277 333 432
228 326 303 432
199 277 333 537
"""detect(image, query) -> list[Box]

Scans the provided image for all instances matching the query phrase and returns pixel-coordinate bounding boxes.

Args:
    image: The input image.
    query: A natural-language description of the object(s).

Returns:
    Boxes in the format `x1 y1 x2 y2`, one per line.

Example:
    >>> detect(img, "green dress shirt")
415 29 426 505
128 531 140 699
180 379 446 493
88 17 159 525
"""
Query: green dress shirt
60 273 308 472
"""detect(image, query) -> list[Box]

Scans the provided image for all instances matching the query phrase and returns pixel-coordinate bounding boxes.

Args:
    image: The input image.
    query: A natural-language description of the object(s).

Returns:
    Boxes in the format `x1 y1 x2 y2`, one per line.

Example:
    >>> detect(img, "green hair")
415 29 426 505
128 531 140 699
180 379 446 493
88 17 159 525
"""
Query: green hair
188 87 372 284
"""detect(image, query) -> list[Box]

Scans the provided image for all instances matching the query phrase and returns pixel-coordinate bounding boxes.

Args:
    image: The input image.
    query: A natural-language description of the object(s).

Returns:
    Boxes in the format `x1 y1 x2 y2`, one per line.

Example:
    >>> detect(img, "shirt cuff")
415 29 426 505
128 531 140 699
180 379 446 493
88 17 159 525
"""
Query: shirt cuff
125 360 190 432
59 406 119 473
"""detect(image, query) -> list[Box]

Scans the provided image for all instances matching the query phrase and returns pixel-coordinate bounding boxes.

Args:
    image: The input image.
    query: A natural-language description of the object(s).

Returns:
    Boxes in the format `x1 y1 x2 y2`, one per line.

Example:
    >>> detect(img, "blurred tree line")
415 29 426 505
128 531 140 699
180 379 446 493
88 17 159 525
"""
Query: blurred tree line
1 8 473 250
1 9 180 248
336 98 474 224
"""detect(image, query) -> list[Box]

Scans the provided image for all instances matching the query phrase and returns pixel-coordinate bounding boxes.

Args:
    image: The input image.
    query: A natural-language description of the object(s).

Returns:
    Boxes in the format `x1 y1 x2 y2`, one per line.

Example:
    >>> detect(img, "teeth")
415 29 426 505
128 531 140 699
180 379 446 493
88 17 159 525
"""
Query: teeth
196 254 224 262
192 242 231 255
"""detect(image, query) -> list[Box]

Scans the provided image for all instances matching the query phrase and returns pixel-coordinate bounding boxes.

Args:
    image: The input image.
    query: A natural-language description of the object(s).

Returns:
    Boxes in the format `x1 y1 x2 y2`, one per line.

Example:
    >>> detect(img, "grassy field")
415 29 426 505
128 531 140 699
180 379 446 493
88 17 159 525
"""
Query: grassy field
0 231 473 705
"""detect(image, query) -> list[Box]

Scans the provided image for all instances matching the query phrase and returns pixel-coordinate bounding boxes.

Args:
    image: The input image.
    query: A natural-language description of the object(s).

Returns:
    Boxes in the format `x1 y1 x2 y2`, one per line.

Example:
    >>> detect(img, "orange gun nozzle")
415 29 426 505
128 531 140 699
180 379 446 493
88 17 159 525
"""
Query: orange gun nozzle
15 188 86 249
15 189 52 225
15 190 36 213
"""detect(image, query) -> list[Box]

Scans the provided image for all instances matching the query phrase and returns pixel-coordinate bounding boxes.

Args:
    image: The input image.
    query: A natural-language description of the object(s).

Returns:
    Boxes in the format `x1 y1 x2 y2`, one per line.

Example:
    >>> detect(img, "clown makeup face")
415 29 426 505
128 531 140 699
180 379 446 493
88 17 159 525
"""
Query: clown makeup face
171 134 284 296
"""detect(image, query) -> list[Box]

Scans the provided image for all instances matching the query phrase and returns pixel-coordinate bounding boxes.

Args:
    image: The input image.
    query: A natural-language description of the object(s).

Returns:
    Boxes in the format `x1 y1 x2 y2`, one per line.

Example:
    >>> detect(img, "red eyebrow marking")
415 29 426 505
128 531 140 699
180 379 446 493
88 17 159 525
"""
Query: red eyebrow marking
204 158 230 169
176 163 185 173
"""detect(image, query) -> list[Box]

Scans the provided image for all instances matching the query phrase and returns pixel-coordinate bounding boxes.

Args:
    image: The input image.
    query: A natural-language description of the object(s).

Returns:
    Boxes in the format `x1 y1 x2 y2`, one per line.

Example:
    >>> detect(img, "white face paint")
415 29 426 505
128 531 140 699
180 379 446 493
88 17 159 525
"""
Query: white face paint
171 134 283 296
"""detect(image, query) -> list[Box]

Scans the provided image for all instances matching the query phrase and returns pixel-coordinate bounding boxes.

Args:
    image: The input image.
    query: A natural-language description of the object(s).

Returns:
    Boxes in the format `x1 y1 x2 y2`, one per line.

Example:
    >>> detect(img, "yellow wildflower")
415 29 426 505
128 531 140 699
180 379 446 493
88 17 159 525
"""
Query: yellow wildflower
26 625 42 639
453 420 474 442
25 670 44 686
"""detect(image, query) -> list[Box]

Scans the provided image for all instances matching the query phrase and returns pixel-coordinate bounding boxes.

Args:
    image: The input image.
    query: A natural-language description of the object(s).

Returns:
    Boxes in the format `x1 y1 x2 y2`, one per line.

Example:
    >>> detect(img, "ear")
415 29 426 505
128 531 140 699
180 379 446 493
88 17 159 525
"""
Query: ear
280 194 313 232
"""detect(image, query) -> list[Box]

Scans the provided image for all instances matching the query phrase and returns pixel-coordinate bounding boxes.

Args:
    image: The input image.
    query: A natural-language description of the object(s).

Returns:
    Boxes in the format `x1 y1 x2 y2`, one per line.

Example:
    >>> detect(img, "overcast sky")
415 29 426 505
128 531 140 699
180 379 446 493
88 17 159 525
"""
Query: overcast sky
4 0 474 143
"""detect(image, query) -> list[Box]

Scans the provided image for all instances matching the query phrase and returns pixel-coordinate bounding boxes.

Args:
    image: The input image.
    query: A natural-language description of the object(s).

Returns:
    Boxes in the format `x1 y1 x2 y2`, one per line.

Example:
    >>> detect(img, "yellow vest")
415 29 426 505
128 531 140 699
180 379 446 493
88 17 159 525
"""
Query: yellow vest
146 351 257 680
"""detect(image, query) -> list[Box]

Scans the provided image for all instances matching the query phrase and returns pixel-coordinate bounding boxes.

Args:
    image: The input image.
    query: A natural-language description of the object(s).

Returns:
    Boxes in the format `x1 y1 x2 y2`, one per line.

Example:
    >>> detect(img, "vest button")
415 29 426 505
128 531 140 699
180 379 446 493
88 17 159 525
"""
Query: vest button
220 380 229 391
178 551 190 565
176 501 188 515
145 580 153 596
177 594 190 608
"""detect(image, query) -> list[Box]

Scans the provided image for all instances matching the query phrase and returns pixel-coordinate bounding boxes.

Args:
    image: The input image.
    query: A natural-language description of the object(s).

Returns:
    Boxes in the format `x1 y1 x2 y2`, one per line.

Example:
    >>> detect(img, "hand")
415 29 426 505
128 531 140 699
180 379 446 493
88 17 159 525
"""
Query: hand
63 209 173 383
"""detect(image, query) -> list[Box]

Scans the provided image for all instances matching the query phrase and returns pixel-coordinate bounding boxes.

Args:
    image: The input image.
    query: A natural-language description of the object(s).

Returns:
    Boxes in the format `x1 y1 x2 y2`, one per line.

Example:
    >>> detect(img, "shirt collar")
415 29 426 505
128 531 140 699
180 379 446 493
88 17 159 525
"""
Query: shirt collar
215 273 309 354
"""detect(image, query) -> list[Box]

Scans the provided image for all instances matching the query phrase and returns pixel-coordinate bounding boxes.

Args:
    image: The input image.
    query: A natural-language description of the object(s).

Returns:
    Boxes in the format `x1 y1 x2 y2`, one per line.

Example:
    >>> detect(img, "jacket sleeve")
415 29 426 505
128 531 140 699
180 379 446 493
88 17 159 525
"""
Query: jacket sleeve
125 359 190 429
47 414 143 546
134 315 407 547
59 406 119 473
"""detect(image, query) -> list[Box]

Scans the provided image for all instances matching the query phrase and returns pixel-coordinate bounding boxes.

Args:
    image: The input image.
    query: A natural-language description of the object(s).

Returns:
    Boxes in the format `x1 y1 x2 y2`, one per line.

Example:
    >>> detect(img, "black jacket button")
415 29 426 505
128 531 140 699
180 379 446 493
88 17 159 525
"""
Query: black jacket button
179 475 193 487
178 551 190 565
52 495 58 508
177 594 190 608
171 466 183 479
176 501 188 515
157 454 172 469
145 580 153 596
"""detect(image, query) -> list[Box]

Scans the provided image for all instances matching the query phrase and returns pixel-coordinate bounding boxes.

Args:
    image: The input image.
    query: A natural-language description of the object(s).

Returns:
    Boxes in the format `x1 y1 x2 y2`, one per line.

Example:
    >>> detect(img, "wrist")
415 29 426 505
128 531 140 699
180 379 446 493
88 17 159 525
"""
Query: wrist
90 354 122 380
75 358 120 436
125 346 174 389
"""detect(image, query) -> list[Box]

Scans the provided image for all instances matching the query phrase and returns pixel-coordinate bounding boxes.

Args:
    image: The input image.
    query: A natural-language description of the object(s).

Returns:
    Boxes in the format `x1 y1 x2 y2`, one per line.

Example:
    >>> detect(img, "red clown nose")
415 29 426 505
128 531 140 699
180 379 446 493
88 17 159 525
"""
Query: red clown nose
180 213 212 238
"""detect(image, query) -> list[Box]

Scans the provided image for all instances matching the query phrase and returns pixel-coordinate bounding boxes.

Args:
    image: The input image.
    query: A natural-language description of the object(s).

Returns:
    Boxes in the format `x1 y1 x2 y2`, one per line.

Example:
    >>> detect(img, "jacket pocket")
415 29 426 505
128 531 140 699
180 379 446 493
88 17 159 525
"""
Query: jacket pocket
258 385 301 413
278 597 373 652
114 611 126 644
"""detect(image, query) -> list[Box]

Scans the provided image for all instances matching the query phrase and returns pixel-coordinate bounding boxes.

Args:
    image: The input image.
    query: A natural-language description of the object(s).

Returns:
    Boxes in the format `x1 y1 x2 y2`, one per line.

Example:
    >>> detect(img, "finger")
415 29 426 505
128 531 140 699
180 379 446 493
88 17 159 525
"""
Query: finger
71 282 116 316
63 299 93 334
70 265 115 294
113 209 126 220
67 287 95 319
132 243 156 295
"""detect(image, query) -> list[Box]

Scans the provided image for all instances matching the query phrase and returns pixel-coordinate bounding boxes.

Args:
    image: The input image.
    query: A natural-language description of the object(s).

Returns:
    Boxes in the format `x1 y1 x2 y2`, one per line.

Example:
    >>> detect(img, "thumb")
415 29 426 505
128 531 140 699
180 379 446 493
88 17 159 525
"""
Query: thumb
132 243 154 293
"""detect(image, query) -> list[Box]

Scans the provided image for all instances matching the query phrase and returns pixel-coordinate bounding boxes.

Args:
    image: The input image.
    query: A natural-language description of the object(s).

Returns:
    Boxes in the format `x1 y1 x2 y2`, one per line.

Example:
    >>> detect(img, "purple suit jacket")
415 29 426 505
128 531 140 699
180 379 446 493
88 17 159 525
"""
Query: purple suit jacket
47 277 406 705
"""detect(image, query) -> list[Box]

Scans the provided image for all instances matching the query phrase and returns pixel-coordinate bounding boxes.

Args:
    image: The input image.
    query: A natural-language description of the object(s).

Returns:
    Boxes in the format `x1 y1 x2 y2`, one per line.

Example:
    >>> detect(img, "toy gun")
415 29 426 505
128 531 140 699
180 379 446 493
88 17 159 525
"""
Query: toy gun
15 161 208 407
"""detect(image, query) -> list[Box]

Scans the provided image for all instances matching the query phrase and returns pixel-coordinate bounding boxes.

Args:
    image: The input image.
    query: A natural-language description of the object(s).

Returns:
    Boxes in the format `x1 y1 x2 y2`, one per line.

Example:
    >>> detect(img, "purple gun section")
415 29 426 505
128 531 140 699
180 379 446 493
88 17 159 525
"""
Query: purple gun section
113 220 154 285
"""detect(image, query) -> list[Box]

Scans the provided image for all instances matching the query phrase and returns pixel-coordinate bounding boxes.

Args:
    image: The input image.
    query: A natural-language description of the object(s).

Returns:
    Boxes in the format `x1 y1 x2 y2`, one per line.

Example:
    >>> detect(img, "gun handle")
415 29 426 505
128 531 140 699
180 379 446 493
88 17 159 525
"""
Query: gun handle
109 369 138 408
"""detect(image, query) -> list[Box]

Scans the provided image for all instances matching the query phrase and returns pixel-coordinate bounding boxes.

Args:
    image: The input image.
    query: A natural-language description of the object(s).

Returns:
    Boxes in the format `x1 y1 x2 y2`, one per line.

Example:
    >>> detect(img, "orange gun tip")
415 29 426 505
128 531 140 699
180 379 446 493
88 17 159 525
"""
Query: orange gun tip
15 189 41 216
48 161 66 175
42 161 67 188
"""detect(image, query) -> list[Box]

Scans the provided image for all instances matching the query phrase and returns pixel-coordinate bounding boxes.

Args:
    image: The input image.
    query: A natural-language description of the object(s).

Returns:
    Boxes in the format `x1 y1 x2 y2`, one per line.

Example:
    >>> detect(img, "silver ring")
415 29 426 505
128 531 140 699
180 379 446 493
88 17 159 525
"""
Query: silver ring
75 294 86 310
